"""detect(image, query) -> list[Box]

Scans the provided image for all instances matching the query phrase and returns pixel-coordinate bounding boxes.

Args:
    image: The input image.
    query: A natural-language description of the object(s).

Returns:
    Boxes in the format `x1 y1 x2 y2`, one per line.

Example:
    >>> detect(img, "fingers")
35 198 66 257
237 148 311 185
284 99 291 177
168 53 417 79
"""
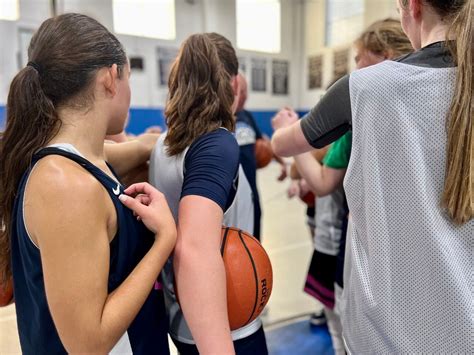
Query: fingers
118 194 148 217
124 182 160 198
136 194 151 206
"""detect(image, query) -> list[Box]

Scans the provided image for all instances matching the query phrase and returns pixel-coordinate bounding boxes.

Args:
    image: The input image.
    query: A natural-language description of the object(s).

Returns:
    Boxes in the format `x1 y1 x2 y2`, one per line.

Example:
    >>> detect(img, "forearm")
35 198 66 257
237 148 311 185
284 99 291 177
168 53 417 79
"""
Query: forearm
289 162 301 180
271 121 312 157
174 247 234 354
67 235 174 353
294 153 333 197
104 140 149 177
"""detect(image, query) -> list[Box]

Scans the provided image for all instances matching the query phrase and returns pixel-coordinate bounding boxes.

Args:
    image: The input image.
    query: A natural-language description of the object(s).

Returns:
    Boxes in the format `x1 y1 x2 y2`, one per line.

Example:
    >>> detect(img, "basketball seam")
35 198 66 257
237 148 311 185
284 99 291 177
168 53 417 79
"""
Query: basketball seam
221 227 230 256
230 227 271 259
237 229 259 325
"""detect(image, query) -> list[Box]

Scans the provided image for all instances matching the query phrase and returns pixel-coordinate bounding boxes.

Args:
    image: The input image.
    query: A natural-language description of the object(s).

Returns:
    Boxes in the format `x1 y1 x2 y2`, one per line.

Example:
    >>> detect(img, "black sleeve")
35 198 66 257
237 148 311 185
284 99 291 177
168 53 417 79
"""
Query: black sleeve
181 129 240 211
300 75 352 148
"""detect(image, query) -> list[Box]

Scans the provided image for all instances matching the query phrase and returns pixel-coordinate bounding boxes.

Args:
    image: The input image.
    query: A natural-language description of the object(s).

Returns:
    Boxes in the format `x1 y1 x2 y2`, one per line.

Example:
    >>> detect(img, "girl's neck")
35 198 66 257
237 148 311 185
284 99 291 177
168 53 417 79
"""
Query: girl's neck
48 107 108 163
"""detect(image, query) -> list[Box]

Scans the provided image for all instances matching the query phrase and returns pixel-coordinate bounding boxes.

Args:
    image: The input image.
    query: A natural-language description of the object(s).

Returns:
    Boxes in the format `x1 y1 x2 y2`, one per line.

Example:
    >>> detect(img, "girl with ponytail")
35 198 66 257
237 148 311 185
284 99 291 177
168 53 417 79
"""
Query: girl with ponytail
149 33 268 354
272 0 472 353
0 13 176 354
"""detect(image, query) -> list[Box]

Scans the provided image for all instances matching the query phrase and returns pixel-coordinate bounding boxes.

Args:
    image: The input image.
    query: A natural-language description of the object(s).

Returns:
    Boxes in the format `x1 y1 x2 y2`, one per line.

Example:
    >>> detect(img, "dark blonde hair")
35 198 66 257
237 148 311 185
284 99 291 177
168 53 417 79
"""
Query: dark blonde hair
164 33 238 156
355 18 413 58
400 0 472 224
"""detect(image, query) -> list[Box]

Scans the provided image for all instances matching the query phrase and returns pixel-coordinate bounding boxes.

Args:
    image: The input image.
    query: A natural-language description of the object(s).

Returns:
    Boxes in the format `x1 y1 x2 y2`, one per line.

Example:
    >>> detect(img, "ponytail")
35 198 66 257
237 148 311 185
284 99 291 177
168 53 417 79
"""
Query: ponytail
0 13 127 282
0 66 60 281
442 0 473 224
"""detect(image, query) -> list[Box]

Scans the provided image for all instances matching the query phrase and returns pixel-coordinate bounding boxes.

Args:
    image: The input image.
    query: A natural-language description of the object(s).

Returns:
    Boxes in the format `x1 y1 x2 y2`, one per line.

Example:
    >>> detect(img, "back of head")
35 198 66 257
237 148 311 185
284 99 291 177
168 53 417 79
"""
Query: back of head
355 18 413 59
164 32 238 156
0 13 127 281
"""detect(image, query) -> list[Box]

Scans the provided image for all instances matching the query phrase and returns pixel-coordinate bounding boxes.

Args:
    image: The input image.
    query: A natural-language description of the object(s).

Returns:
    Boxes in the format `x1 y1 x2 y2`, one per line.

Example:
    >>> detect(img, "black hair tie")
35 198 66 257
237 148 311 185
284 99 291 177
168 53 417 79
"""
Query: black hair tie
27 61 42 74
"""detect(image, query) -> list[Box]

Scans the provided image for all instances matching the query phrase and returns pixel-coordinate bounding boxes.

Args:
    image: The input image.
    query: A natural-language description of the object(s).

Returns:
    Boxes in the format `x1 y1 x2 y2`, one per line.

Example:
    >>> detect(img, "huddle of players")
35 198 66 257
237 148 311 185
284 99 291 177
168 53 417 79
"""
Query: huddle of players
0 0 472 353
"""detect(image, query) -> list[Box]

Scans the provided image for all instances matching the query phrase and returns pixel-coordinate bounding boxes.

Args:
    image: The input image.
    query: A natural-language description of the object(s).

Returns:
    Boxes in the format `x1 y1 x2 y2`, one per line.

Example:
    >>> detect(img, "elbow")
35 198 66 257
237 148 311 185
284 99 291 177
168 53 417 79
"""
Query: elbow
271 132 290 157
312 183 338 198
63 337 113 354
315 189 331 198
61 326 120 354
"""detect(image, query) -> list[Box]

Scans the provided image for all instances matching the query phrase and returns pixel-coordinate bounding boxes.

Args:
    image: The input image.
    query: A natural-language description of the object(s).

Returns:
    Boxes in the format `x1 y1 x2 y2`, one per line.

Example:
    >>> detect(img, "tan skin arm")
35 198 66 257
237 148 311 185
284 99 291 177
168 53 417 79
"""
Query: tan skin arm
104 133 159 178
25 158 176 353
271 110 313 157
173 195 235 355
294 153 346 197
289 148 328 180
271 109 345 195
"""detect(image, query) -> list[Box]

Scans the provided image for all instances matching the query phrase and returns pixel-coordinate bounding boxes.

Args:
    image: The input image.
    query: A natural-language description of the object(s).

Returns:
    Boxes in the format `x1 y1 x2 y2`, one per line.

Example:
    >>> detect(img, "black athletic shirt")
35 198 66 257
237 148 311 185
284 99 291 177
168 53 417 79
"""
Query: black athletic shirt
300 42 455 148
10 148 169 354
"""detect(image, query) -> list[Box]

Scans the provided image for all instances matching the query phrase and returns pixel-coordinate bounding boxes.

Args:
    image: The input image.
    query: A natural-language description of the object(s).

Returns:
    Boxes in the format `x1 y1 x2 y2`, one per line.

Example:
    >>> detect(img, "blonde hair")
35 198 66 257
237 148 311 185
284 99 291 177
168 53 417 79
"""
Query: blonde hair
355 18 413 59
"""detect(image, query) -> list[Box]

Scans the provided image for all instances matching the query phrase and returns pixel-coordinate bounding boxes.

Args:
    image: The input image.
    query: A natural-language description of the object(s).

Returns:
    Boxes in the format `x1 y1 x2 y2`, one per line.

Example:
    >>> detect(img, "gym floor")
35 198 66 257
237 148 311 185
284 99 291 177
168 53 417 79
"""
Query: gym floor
0 162 332 354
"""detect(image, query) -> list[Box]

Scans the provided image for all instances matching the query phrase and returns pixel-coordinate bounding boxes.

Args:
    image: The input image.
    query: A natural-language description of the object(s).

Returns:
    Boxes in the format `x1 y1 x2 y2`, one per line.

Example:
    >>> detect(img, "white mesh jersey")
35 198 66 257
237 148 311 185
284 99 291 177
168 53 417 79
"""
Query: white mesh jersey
340 60 473 353
149 132 261 344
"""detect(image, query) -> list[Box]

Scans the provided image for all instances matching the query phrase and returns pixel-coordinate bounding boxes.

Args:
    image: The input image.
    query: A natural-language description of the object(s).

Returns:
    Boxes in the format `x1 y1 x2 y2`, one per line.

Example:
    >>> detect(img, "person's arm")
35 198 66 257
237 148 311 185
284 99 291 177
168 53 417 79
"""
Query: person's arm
173 196 234 354
294 153 346 196
272 76 352 156
289 147 329 180
171 131 239 354
104 133 159 177
271 116 312 157
26 159 176 353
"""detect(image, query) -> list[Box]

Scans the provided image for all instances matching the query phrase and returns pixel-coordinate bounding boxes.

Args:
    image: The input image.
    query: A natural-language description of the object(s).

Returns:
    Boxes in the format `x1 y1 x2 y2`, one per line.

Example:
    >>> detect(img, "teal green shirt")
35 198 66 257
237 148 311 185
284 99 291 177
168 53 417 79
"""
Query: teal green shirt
323 131 352 169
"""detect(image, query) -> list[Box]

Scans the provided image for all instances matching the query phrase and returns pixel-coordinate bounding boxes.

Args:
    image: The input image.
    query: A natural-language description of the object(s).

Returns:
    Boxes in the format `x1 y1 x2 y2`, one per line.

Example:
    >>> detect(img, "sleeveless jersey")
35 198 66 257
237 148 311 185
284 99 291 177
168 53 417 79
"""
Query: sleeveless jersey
341 60 473 353
10 146 169 354
149 132 261 344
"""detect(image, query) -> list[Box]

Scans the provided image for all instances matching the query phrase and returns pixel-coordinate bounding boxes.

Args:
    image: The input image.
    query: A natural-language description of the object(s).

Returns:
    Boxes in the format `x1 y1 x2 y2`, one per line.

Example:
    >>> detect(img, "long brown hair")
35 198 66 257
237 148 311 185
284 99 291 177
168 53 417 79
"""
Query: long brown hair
400 0 472 224
442 0 473 224
355 18 413 58
0 13 127 282
164 33 238 156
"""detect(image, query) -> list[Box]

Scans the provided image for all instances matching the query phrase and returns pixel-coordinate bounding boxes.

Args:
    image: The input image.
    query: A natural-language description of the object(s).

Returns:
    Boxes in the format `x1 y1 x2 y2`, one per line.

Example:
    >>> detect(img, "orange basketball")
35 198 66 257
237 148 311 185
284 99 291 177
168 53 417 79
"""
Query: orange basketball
221 227 273 330
255 139 273 169
0 278 13 307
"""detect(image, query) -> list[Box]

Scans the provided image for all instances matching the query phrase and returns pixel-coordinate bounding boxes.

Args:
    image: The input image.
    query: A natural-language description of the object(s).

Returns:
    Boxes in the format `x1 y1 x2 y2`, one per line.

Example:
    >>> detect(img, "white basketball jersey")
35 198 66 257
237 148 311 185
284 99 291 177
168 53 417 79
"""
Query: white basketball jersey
341 61 473 353
149 131 260 344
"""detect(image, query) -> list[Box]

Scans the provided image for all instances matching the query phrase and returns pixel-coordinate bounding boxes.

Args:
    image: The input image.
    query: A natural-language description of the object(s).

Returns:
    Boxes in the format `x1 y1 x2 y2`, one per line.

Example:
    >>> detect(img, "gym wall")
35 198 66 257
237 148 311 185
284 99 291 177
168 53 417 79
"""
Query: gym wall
0 0 398 137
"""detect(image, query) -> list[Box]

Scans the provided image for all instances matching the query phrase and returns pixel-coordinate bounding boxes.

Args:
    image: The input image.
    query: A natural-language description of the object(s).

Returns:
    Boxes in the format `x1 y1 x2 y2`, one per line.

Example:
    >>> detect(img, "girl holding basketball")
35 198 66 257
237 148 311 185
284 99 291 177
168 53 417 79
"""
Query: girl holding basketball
272 0 472 353
149 33 268 354
0 13 176 354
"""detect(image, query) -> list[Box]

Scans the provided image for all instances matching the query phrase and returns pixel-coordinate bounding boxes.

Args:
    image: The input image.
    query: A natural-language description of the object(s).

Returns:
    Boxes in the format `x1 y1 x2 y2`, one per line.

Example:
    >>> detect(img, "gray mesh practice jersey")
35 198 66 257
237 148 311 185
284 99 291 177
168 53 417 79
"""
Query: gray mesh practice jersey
301 43 473 353
314 187 345 256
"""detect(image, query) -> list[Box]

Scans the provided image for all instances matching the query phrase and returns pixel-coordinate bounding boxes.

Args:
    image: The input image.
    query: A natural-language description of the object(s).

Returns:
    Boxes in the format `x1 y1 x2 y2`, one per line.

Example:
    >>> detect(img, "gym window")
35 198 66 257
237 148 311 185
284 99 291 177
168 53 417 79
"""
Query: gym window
236 0 281 53
113 0 176 40
325 0 364 46
0 0 19 21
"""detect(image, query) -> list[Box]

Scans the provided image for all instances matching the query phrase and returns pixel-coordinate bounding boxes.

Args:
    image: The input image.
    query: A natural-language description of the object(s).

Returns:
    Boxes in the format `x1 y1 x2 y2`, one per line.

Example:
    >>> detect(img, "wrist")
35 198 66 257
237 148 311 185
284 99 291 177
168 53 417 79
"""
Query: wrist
153 228 177 247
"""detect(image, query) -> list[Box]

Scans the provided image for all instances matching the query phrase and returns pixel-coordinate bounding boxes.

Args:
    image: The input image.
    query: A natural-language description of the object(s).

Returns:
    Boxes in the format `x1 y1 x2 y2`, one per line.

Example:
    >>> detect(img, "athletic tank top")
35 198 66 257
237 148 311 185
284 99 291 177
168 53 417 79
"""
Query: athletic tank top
313 186 345 256
341 61 473 353
149 132 261 344
10 146 169 354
